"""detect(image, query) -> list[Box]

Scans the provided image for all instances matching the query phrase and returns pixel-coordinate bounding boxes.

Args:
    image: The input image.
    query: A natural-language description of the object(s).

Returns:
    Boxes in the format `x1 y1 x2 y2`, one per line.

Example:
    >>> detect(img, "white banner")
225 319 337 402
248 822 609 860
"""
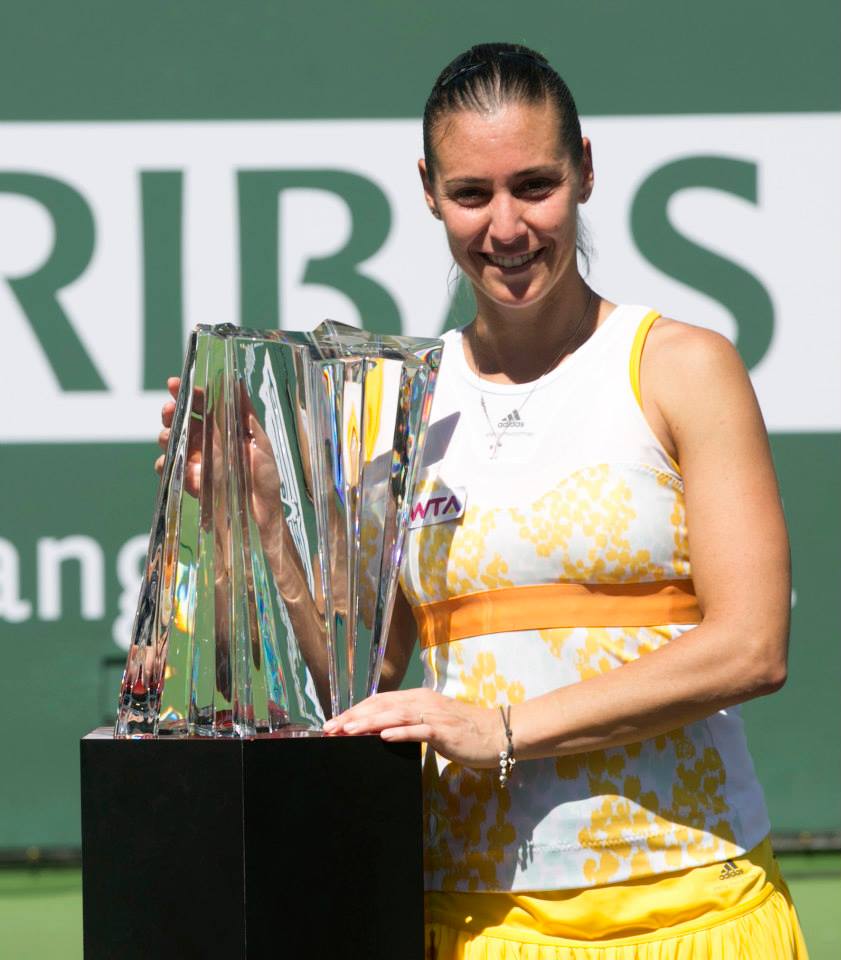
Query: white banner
1 114 839 441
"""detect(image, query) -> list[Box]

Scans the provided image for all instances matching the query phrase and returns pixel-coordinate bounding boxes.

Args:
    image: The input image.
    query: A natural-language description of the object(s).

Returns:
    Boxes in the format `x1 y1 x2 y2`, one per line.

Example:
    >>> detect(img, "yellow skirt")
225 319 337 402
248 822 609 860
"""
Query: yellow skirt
425 840 808 959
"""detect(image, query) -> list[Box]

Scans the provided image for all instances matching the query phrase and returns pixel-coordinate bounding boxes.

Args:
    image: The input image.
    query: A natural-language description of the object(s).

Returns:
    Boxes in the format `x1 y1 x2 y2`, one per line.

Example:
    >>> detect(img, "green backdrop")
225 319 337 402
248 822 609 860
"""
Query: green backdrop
1 0 838 850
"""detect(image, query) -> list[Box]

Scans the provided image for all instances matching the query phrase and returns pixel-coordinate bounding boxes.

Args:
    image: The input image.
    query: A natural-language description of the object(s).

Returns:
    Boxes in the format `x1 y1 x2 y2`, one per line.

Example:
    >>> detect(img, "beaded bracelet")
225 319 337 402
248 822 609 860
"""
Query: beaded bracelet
498 705 516 786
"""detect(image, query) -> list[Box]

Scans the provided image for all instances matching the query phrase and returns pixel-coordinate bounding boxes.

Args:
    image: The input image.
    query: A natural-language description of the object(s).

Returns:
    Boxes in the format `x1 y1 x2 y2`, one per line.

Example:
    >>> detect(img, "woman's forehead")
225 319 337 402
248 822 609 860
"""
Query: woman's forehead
432 101 569 179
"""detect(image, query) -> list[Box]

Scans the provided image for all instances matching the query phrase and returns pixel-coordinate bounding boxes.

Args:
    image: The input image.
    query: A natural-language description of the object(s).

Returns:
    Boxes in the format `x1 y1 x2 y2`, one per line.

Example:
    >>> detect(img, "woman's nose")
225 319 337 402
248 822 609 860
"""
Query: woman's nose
487 194 526 245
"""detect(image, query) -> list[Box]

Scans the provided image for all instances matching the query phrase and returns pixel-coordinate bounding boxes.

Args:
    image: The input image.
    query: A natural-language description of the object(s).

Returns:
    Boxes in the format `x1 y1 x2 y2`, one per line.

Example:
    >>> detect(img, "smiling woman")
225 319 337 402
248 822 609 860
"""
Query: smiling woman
149 39 807 960
317 42 808 959
422 101 588 319
419 52 595 384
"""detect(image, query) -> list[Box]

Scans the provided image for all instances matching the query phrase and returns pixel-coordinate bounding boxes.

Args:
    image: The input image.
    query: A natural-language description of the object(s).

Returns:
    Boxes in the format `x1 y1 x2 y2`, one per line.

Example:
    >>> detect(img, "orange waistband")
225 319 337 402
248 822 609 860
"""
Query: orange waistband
413 580 701 649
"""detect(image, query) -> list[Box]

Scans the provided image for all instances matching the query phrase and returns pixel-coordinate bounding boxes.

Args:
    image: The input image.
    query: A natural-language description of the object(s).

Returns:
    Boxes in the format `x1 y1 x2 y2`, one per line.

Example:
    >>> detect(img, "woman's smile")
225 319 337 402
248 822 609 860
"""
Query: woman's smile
479 248 546 271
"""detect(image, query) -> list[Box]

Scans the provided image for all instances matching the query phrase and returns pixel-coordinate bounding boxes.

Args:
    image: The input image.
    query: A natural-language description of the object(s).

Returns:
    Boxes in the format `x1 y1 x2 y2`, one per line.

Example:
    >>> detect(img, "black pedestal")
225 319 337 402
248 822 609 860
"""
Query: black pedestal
80 730 424 959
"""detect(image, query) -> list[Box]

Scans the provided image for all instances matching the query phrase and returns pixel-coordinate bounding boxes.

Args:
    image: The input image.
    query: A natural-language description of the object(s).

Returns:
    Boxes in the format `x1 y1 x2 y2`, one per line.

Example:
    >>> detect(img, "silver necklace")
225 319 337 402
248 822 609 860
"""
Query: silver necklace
476 289 594 459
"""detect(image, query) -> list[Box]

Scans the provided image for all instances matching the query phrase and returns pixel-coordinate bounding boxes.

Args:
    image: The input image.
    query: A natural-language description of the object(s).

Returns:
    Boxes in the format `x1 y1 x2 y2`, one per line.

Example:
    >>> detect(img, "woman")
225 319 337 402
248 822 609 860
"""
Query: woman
158 42 805 959
322 43 806 959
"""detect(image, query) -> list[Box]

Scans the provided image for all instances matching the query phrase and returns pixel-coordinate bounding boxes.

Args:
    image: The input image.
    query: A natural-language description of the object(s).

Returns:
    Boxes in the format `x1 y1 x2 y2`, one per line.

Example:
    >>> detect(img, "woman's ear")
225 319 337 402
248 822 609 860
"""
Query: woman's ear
577 137 594 203
418 158 441 218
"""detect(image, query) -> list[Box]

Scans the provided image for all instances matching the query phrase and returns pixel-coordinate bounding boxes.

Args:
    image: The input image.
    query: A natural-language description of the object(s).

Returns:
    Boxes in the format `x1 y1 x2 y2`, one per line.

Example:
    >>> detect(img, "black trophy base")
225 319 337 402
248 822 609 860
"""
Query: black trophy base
81 730 424 959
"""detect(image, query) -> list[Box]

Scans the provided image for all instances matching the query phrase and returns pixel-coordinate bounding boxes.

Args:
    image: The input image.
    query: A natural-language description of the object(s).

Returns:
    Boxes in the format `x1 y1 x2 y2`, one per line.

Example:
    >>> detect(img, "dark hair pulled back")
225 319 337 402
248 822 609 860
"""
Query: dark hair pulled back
422 42 582 182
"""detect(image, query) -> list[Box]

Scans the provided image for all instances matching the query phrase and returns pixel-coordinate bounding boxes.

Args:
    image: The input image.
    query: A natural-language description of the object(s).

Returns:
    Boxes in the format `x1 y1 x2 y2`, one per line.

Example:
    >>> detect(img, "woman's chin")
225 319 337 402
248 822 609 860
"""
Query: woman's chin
479 280 549 311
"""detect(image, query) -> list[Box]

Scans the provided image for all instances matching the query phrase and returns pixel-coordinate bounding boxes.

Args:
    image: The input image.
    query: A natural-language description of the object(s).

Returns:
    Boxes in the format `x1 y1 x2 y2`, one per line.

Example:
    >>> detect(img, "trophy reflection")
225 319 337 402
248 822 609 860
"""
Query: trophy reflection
115 321 442 738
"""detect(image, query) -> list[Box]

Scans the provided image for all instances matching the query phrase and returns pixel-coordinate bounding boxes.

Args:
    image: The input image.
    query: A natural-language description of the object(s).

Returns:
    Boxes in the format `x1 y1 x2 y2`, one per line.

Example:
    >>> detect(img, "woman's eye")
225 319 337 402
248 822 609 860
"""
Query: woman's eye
451 188 489 206
518 179 556 197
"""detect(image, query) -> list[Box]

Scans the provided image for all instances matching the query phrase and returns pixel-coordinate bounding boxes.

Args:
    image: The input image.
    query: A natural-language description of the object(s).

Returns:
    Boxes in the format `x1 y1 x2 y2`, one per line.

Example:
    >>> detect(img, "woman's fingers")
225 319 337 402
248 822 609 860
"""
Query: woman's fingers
324 692 500 769
156 450 201 496
185 461 201 497
342 708 426 735
324 690 431 734
156 378 205 497
380 724 430 743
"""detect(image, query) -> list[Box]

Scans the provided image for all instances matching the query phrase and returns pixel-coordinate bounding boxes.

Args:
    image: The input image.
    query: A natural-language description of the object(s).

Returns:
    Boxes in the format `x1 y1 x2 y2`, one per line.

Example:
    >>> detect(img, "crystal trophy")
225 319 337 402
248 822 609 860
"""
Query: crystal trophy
115 322 442 738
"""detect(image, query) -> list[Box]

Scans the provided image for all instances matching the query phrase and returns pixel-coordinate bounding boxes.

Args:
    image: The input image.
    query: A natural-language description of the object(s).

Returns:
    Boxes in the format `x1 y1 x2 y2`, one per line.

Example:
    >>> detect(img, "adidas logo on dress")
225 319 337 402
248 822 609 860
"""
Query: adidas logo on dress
497 409 525 429
718 860 745 880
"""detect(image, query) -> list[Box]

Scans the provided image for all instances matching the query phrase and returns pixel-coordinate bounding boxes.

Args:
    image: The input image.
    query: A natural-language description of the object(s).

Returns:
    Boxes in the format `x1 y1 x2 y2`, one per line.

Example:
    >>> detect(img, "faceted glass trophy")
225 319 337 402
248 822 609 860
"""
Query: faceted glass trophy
115 322 442 738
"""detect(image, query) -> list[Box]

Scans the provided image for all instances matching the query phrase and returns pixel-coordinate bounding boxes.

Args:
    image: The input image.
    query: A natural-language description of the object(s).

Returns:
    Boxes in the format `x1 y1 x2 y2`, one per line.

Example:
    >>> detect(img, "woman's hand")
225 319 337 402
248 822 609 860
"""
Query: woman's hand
154 377 180 475
154 376 284 540
155 377 203 497
323 689 504 769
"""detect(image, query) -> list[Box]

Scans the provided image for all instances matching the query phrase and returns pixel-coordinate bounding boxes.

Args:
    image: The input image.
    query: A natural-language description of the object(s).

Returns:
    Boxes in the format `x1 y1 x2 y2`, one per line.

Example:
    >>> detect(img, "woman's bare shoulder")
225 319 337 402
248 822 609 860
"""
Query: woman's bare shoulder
648 316 738 357
644 317 749 398
639 316 760 461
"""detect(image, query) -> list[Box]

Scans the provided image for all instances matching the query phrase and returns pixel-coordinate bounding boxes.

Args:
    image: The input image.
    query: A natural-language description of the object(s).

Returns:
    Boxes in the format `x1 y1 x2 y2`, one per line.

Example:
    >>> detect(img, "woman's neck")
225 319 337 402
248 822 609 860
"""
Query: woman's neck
464 278 599 384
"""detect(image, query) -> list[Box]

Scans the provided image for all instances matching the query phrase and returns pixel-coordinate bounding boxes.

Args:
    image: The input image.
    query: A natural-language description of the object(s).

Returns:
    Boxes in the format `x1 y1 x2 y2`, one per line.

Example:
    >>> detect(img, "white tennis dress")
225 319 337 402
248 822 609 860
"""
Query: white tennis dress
399 304 770 893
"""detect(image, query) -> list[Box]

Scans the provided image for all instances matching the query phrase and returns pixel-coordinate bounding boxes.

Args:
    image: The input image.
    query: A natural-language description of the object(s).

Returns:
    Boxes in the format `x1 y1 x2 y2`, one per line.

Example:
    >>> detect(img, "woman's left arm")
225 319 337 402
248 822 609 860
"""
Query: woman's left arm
324 322 791 767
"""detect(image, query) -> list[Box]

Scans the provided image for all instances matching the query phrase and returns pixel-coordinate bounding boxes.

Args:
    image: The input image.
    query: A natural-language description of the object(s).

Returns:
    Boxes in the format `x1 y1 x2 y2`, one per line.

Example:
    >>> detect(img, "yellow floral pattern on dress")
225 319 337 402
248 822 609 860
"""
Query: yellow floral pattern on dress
552 724 739 885
540 625 671 676
406 463 763 892
425 761 516 891
403 466 691 607
512 465 666 583
405 478 514 605
424 644 524 889
453 647 526 709
663 472 692 577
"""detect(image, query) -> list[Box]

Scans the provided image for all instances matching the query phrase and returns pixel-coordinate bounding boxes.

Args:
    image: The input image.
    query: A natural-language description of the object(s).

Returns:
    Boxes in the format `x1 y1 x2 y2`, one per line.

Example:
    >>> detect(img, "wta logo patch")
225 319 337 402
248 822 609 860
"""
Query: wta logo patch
408 486 466 529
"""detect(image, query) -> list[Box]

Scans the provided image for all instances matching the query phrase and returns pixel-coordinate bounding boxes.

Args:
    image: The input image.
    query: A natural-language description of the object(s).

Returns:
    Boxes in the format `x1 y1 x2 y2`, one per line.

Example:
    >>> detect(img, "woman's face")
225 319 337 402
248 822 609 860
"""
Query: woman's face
420 100 592 312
